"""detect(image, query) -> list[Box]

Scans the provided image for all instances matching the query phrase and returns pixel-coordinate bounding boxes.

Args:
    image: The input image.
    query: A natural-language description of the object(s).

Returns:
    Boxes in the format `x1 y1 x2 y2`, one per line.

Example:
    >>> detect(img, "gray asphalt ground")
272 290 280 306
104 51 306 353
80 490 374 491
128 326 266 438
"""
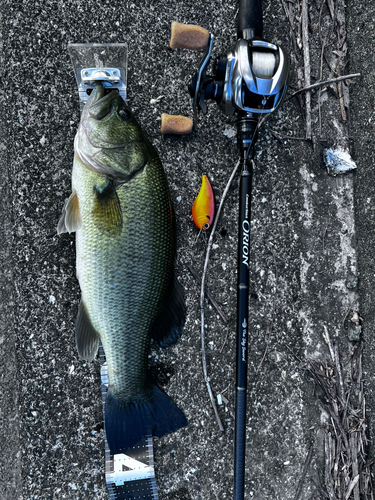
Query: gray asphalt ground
1 1 375 499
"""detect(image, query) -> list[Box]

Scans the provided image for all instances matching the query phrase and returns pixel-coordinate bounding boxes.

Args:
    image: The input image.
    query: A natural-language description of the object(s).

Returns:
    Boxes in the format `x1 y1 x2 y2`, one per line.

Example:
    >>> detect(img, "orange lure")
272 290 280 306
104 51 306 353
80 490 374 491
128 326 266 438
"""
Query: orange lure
192 175 215 231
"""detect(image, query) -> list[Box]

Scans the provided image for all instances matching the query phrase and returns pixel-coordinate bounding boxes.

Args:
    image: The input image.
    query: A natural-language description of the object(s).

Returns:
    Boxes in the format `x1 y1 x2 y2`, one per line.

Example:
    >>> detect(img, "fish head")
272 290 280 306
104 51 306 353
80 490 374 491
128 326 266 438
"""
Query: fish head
76 83 152 180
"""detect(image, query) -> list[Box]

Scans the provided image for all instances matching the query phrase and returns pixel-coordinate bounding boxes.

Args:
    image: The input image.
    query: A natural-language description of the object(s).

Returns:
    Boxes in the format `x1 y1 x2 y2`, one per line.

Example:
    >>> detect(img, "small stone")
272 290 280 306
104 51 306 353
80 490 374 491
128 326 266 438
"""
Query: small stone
223 127 236 139
324 148 357 176
351 312 360 325
346 275 358 290
348 325 362 342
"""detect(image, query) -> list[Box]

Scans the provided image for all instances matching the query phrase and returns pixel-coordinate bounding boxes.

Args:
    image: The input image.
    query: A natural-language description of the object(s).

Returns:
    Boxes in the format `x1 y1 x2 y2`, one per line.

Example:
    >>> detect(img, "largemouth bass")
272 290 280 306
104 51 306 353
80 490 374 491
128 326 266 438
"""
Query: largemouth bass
58 83 187 454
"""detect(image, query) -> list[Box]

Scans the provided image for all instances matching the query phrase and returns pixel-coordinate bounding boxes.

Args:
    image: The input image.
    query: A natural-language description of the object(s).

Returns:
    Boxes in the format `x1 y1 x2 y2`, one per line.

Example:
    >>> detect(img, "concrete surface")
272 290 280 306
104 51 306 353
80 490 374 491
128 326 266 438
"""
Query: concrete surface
1 0 374 499
348 0 375 463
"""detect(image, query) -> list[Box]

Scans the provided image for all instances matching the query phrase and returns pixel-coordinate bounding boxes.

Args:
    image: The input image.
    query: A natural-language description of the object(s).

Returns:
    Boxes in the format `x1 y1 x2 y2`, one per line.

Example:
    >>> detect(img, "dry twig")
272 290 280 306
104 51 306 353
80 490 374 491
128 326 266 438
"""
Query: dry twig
187 264 228 325
317 0 326 137
301 0 312 140
288 74 361 101
199 158 241 432
279 0 299 54
306 342 373 499
341 298 358 327
266 127 306 142
322 325 335 363
294 446 314 500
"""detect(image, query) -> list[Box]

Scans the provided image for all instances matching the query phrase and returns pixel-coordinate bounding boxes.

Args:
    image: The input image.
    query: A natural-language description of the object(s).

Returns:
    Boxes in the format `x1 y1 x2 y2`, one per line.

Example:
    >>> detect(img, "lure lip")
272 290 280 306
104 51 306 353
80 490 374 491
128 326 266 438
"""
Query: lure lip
192 174 215 231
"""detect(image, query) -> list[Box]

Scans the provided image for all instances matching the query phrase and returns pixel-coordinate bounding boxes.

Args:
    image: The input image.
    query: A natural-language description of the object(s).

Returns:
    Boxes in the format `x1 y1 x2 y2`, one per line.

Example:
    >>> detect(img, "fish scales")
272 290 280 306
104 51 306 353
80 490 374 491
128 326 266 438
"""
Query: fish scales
58 83 187 454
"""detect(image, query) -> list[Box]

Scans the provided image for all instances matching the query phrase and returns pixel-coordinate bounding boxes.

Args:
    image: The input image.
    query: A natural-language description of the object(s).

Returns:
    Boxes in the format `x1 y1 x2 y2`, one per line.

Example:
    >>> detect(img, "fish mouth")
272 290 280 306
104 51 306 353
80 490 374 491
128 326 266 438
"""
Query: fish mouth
88 84 120 120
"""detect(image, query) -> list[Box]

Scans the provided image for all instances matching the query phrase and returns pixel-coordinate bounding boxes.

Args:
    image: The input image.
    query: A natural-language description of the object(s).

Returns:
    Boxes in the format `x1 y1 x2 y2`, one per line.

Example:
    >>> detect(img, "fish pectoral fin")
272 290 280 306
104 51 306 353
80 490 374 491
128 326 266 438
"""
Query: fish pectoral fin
151 276 186 348
75 300 100 361
57 191 82 234
93 179 123 235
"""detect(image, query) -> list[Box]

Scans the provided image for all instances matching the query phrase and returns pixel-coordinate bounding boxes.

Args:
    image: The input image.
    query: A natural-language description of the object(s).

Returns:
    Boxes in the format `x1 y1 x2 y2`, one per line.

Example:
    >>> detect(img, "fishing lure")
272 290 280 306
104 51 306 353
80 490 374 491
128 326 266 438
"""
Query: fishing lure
192 175 215 231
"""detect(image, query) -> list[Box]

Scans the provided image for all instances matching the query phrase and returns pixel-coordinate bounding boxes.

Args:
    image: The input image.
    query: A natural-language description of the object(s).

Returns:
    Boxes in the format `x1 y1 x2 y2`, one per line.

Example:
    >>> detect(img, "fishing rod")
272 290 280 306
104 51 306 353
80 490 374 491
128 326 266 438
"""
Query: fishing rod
183 1 289 498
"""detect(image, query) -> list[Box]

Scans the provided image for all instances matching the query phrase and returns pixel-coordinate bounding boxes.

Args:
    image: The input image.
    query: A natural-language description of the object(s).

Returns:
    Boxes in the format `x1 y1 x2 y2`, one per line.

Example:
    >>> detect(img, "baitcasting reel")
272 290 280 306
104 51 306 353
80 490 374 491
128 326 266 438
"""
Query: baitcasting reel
189 37 289 116
188 26 289 154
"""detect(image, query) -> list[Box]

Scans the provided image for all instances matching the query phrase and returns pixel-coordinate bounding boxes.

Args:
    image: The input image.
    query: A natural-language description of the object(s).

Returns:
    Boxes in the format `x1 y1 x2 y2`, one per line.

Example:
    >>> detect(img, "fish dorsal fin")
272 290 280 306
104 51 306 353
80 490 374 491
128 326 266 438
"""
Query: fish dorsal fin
93 179 123 236
75 300 100 361
152 276 186 348
57 191 82 234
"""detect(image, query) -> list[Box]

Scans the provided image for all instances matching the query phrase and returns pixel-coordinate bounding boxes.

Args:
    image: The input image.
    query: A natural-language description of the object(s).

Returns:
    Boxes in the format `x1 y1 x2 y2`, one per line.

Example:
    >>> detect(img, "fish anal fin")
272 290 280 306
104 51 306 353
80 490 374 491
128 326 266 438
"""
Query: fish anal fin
152 276 186 348
93 180 123 236
75 300 100 361
57 191 81 234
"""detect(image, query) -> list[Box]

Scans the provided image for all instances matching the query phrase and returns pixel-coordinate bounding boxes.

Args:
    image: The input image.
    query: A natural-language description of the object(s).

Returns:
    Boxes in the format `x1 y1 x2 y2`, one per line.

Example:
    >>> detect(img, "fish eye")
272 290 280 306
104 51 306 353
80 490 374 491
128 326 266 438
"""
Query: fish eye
202 222 210 230
118 109 132 121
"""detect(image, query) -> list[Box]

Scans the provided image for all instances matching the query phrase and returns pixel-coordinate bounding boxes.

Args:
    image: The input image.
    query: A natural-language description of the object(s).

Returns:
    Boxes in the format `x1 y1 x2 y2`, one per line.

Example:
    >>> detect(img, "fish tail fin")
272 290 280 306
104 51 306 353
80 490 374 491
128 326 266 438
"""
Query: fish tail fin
105 385 187 454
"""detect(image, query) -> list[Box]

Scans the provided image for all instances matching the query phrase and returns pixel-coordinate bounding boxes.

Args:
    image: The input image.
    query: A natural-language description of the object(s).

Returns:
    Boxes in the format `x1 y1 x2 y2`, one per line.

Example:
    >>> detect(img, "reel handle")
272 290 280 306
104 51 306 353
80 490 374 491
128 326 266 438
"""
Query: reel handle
238 0 263 39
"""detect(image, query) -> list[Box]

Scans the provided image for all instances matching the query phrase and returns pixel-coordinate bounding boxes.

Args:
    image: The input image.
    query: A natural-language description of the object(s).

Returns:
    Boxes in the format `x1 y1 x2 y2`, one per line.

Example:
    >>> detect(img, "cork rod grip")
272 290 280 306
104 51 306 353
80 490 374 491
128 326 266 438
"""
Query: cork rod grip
160 114 193 135
169 21 209 50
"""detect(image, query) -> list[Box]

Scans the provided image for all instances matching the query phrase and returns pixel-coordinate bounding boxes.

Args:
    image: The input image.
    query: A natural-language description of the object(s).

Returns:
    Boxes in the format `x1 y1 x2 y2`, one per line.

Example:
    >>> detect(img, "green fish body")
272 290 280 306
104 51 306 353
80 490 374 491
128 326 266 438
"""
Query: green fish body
58 84 186 453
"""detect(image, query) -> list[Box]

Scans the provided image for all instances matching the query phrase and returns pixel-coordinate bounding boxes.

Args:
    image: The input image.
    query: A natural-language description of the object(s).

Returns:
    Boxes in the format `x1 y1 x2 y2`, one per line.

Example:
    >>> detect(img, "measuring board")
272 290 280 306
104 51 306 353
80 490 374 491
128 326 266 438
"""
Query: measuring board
100 344 159 500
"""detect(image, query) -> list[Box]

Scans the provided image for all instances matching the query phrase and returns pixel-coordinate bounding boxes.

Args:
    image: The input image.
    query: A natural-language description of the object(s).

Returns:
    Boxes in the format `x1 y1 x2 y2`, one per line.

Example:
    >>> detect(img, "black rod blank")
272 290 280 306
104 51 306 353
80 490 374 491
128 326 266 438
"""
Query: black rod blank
234 158 253 500
237 0 263 39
